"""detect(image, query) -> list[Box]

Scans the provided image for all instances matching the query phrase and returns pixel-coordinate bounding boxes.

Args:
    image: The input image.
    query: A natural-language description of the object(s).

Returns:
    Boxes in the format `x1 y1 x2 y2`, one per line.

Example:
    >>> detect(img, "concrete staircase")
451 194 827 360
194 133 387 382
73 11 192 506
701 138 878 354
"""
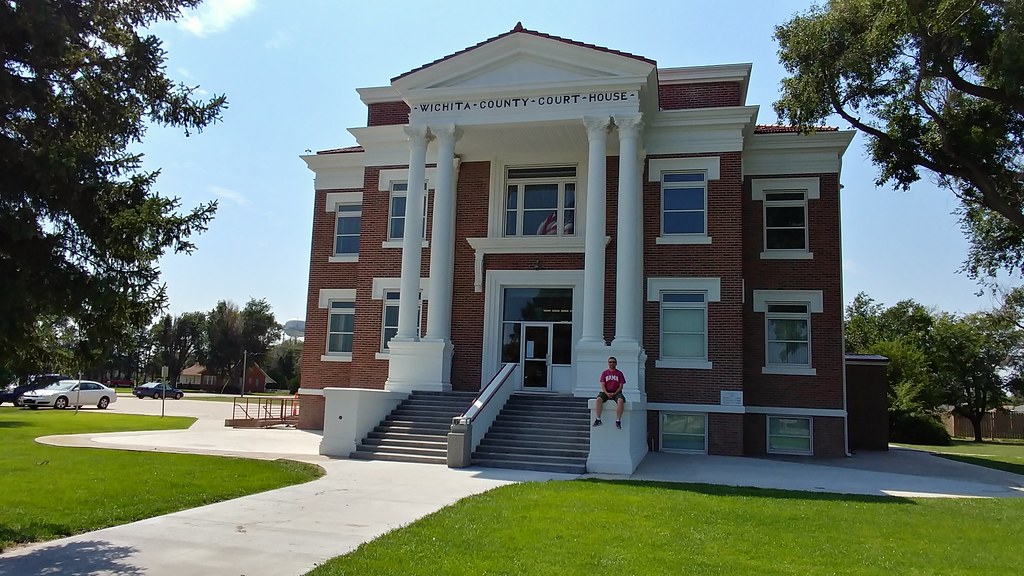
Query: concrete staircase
472 393 590 474
350 390 477 464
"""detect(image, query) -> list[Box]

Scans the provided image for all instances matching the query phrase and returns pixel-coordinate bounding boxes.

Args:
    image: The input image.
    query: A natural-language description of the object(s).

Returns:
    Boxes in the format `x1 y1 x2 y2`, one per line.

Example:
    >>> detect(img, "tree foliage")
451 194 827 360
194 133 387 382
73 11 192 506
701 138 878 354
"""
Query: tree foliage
775 0 1024 279
152 311 206 386
0 0 224 374
205 299 281 392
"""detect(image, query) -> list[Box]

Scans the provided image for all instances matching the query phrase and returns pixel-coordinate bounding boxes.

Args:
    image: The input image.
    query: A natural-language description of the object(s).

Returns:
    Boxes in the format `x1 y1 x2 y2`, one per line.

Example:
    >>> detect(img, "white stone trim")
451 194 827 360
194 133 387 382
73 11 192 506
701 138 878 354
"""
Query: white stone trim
648 402 745 414
320 354 352 363
325 191 363 212
760 251 813 260
318 289 356 309
762 366 818 376
377 168 437 192
486 157 588 240
749 406 846 418
647 277 722 302
655 359 713 370
466 236 587 292
656 236 713 245
301 153 366 191
296 388 325 396
752 290 823 313
743 131 855 177
382 240 428 249
648 157 721 181
374 353 390 361
371 277 430 301
751 177 820 200
328 255 358 264
481 269 584 387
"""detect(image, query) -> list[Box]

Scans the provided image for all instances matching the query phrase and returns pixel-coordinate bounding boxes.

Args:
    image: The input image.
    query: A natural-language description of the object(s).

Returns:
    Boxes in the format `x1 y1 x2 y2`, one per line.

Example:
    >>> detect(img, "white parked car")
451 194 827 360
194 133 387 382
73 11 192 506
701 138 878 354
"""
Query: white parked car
20 380 118 410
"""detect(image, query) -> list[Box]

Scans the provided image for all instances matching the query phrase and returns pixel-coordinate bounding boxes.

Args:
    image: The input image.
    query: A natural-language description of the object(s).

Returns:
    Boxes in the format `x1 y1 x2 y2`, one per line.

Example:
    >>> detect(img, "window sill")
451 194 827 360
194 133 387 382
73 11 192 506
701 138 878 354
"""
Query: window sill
656 359 713 370
328 255 358 263
760 251 813 260
382 240 429 249
767 447 812 456
656 235 712 245
320 354 352 363
762 366 816 376
374 353 390 360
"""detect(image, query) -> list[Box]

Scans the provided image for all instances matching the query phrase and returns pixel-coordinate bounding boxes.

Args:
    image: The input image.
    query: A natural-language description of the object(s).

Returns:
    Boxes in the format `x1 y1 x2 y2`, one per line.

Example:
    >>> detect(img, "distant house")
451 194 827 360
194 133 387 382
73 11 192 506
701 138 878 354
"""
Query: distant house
179 364 277 393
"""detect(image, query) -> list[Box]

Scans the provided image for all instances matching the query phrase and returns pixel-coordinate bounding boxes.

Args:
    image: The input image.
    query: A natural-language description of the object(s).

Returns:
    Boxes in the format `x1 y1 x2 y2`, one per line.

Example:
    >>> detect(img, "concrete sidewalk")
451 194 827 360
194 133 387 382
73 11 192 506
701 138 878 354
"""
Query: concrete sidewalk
2 397 1022 575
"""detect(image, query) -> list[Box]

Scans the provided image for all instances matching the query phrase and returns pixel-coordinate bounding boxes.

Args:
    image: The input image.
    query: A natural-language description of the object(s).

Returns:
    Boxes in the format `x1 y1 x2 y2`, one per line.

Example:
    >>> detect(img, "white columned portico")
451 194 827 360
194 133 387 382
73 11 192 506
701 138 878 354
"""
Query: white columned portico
395 125 432 341
386 125 450 393
612 114 643 347
421 124 461 388
579 116 610 344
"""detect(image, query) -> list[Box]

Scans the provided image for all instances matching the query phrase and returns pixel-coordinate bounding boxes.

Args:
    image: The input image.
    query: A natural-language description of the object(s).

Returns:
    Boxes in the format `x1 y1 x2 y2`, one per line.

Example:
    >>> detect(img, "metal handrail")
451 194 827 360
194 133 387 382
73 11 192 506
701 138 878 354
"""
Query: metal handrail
455 362 517 425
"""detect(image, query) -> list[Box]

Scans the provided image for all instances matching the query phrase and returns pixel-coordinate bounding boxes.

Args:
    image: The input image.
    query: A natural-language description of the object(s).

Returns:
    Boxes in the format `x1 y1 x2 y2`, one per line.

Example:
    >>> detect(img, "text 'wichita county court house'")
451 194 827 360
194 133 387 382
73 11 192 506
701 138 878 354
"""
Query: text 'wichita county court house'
297 24 861 474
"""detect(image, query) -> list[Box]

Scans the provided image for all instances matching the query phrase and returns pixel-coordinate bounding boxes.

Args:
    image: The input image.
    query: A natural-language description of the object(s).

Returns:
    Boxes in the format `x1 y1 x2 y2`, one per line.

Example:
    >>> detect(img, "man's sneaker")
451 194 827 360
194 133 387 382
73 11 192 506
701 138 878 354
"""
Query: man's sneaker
593 419 602 427
615 420 622 429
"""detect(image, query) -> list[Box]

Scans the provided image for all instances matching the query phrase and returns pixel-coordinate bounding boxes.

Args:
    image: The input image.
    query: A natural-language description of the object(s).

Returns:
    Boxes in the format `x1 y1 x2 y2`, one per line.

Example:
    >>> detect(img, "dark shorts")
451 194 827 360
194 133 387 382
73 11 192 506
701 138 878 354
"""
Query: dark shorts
597 391 625 403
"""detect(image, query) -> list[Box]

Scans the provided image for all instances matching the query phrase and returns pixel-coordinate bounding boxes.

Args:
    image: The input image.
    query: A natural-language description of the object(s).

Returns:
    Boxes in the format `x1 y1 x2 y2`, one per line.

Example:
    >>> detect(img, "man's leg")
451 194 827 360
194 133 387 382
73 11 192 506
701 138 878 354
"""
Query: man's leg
593 395 604 426
615 397 625 420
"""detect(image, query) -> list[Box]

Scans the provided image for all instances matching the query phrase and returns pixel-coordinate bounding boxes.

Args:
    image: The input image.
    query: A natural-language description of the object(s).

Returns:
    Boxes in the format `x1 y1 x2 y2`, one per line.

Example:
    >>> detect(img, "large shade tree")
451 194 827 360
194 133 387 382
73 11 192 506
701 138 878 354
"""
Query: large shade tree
205 299 280 393
152 311 206 386
775 0 1024 279
0 0 224 374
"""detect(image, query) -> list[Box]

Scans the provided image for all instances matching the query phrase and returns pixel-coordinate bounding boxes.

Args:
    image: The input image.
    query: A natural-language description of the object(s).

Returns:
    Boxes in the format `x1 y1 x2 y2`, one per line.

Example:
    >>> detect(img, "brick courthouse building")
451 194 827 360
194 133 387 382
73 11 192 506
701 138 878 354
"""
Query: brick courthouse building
297 24 855 473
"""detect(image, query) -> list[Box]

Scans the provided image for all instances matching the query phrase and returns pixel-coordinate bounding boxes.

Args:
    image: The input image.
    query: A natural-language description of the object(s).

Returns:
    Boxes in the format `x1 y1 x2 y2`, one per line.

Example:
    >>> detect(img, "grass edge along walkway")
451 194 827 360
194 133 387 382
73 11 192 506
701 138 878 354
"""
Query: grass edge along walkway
307 479 1024 576
0 408 323 552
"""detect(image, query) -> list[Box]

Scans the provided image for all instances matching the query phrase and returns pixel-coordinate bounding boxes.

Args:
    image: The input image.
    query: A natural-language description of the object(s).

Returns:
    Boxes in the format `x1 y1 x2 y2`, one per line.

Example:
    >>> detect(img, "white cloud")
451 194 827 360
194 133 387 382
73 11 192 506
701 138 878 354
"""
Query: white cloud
210 186 250 207
179 0 257 37
264 28 295 50
176 67 194 79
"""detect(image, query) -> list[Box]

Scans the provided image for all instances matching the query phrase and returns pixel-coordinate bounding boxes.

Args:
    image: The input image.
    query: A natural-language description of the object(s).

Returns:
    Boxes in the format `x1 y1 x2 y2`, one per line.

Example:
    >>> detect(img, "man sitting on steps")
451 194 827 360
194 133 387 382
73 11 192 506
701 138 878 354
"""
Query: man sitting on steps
593 356 625 429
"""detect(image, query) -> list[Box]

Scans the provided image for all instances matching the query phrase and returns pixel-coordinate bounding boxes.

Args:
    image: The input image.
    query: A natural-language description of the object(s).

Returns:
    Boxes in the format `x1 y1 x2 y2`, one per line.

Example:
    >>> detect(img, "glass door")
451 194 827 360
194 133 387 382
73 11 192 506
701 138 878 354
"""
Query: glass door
521 323 551 389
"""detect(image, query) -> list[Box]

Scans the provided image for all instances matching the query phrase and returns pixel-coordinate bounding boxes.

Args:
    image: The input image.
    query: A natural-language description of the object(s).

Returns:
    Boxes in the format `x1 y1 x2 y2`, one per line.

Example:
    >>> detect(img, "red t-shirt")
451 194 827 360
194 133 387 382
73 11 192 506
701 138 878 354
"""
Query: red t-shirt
600 369 625 393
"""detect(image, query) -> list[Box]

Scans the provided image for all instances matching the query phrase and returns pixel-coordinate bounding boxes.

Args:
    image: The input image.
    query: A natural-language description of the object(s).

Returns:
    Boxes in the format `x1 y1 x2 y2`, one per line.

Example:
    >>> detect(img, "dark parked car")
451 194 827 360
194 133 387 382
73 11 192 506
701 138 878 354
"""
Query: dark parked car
0 374 72 407
133 382 184 400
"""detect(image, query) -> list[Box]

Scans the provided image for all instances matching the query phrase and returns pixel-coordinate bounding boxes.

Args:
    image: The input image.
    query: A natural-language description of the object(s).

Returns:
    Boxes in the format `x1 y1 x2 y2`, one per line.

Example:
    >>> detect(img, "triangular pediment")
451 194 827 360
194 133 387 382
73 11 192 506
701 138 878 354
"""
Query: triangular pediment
392 26 656 94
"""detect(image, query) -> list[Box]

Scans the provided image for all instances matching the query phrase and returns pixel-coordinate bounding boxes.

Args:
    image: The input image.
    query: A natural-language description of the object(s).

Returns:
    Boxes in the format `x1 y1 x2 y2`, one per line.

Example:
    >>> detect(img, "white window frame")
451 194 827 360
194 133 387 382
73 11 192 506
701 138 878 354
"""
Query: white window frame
660 171 707 239
647 277 721 370
659 292 708 365
318 288 356 362
378 289 422 357
332 203 361 262
766 415 813 455
660 412 708 454
752 177 819 259
753 290 822 376
649 157 719 245
384 180 430 248
325 300 355 359
502 166 577 238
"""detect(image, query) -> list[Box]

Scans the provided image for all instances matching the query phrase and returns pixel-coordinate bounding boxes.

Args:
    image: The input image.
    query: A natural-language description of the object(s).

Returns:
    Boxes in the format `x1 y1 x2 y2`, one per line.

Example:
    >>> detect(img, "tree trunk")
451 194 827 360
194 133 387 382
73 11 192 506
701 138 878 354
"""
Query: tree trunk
969 415 985 442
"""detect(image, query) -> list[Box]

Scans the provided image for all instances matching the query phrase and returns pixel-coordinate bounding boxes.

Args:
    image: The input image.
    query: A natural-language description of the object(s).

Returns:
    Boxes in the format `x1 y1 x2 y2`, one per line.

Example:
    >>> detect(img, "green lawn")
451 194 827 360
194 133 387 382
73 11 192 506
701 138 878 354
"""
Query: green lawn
896 439 1024 476
0 407 323 552
308 479 1024 576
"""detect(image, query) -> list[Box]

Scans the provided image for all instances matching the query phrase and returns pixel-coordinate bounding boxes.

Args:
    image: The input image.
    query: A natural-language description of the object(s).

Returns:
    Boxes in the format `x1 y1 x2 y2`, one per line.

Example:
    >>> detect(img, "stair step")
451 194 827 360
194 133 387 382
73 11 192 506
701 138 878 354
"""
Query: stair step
366 431 447 442
470 450 586 466
386 414 455 424
374 424 449 436
487 423 590 435
470 458 585 475
494 413 591 424
356 444 446 458
474 445 589 459
478 437 589 451
350 451 447 465
362 438 447 450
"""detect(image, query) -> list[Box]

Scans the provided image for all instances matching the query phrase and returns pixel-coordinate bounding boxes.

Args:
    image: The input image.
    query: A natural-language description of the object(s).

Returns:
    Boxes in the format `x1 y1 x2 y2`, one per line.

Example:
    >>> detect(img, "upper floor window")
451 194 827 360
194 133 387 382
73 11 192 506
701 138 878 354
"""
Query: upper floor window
660 292 707 362
752 177 819 259
387 181 428 241
662 172 706 236
504 166 576 237
764 191 807 251
335 204 361 256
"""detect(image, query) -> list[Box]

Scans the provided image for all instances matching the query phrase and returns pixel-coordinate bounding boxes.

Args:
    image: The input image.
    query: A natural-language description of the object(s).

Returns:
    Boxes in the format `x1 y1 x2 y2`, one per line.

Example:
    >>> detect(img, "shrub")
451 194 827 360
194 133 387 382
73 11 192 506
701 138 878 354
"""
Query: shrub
889 410 951 445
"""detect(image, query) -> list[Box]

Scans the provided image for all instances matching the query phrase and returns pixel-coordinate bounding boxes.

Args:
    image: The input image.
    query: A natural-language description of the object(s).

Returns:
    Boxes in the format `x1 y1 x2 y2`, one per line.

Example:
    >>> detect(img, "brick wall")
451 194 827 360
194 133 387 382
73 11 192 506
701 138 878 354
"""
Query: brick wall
708 413 744 456
642 152 745 405
367 101 410 126
659 82 742 110
741 172 844 409
450 161 490 390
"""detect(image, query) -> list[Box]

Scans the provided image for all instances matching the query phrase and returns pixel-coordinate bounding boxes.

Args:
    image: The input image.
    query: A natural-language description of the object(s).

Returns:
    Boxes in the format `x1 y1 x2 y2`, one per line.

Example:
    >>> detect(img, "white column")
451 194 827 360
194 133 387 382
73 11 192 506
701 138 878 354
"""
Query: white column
425 124 460 341
395 125 432 341
613 114 644 345
580 116 611 343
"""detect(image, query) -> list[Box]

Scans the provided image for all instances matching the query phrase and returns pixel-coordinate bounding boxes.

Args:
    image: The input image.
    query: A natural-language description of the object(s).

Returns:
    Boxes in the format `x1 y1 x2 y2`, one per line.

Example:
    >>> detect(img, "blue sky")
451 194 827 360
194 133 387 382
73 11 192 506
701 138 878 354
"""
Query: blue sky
140 0 1011 324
